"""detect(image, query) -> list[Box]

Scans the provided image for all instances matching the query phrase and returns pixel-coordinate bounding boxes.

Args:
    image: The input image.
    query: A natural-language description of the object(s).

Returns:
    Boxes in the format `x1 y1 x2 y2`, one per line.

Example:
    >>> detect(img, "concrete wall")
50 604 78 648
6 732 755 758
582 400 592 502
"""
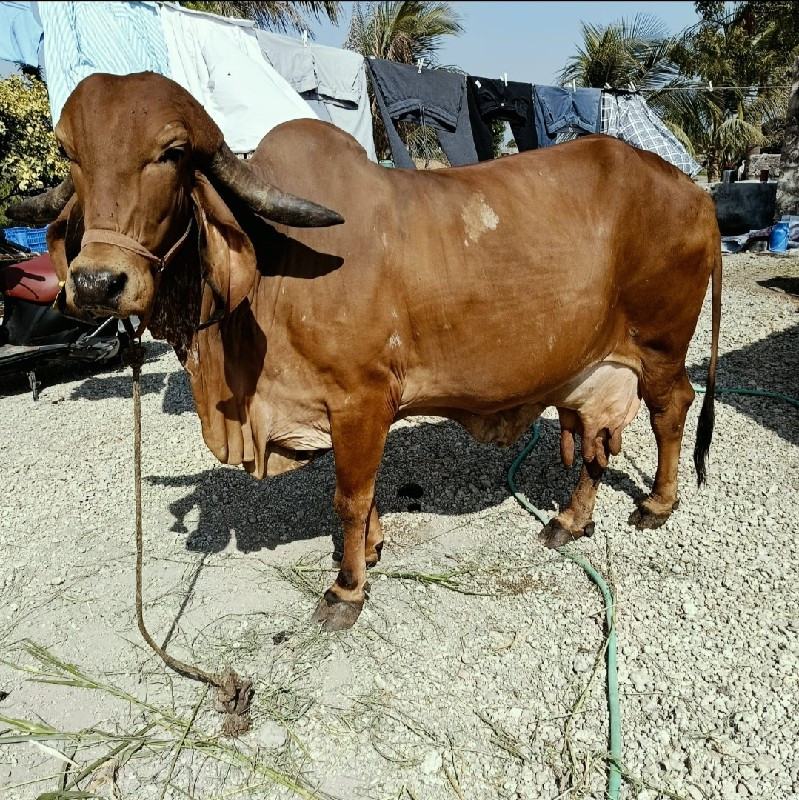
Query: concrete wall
742 153 782 180
709 180 778 234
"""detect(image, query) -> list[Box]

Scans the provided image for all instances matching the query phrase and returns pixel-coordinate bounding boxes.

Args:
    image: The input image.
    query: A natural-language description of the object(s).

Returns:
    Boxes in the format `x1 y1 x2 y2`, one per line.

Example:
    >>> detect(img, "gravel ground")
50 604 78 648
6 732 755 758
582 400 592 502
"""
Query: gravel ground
0 252 797 800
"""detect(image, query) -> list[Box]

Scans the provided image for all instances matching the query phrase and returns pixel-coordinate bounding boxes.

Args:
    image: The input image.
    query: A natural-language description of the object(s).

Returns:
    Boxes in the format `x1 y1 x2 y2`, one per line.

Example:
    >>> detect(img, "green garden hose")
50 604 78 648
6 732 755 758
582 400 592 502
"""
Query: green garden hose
507 385 798 799
694 384 799 407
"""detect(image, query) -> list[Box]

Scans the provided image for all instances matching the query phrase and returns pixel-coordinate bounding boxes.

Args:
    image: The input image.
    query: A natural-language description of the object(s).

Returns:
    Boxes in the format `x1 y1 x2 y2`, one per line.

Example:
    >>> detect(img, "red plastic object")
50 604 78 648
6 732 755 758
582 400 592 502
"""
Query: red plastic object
0 253 60 304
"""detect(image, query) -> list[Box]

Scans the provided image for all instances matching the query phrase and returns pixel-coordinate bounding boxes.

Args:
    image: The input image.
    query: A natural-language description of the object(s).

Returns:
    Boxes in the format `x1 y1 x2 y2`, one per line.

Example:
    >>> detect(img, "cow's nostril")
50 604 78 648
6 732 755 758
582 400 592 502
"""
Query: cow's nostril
107 272 127 299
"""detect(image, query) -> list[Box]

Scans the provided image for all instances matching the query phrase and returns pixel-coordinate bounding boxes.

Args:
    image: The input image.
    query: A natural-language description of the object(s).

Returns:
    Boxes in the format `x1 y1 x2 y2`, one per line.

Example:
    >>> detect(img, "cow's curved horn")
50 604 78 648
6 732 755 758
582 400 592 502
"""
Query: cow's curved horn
208 143 344 228
6 175 75 225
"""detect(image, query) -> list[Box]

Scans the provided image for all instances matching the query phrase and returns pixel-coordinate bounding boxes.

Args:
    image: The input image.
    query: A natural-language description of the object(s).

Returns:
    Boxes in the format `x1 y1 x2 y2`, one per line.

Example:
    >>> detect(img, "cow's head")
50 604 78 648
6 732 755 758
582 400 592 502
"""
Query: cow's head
8 72 342 320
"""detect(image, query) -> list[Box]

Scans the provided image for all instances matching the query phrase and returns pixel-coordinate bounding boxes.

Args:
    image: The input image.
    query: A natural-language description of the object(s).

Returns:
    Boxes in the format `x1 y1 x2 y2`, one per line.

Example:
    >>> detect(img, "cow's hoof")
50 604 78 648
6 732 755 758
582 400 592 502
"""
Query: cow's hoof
538 519 594 549
311 590 365 631
628 500 678 530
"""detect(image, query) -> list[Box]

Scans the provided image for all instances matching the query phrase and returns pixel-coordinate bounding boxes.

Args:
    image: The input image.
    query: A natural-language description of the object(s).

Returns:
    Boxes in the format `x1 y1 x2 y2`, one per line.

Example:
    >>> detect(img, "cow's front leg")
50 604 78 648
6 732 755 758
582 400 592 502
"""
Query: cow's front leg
312 409 390 631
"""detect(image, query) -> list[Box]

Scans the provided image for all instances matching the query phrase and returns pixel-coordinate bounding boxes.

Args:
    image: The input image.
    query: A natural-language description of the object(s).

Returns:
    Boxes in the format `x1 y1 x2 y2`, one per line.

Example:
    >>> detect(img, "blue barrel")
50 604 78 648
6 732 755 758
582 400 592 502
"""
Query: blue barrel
769 220 789 252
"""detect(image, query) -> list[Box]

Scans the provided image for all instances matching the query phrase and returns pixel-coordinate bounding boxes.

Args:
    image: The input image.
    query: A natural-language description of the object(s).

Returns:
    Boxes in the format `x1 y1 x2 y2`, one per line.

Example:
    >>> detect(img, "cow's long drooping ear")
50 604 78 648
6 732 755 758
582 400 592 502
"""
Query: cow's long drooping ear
46 195 83 282
191 173 257 313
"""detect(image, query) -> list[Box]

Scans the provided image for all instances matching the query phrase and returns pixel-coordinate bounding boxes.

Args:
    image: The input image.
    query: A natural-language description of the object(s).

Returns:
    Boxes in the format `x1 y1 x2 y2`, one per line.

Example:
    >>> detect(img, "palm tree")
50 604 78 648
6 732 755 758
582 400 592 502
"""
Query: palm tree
345 0 463 66
666 6 793 180
558 14 680 92
656 86 781 180
180 1 342 35
345 1 464 163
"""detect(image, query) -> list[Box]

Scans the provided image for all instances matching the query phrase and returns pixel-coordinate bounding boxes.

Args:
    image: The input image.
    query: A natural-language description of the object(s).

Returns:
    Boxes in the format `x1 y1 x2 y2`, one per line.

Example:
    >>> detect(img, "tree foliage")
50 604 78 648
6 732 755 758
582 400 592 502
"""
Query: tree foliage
179 1 342 35
0 75 68 226
560 3 799 180
558 14 680 91
664 1 799 177
345 0 462 65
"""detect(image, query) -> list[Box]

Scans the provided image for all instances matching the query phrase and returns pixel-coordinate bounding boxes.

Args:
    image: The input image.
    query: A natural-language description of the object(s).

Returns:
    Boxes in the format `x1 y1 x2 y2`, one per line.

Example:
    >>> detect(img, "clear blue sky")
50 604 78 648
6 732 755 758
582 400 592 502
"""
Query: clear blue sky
311 1 701 84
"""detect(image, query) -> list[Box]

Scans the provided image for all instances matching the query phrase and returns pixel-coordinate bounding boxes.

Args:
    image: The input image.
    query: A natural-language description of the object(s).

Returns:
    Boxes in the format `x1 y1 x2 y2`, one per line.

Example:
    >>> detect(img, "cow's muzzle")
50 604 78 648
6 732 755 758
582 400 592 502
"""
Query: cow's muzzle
71 267 128 312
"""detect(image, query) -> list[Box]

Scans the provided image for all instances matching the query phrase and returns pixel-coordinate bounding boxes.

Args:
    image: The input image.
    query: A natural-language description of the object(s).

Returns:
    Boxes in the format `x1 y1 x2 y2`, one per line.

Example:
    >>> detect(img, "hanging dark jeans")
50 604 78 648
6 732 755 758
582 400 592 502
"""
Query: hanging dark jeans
533 85 601 147
366 58 478 169
467 76 537 160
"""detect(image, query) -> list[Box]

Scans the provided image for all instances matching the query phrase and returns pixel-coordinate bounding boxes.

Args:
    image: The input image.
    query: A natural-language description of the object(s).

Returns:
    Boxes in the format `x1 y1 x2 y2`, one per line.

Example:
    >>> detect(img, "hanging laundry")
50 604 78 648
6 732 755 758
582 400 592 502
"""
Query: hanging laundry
367 58 478 169
160 4 316 153
466 76 536 161
533 85 601 147
257 30 376 161
36 1 170 125
601 92 701 176
0 1 42 68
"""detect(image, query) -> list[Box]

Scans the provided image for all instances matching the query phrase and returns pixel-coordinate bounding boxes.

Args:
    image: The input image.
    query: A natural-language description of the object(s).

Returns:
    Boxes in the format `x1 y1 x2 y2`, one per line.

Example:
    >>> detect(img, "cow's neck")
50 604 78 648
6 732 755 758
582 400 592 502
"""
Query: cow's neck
147 241 204 363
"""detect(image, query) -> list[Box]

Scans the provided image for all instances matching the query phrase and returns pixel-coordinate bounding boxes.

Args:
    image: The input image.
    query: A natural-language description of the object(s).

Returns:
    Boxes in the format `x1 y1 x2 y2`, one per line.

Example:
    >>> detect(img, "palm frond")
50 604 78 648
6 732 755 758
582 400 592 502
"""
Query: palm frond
180 1 342 35
346 1 463 64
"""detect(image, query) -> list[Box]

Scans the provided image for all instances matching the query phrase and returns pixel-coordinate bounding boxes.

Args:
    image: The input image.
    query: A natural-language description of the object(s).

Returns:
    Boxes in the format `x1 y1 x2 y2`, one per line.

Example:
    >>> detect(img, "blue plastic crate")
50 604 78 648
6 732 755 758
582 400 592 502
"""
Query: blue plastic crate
2 225 48 252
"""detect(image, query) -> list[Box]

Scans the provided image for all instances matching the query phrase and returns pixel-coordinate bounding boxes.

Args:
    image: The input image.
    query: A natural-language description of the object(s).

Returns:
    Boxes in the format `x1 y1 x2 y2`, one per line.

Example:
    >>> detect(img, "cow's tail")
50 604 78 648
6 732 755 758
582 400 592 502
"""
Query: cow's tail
693 246 721 486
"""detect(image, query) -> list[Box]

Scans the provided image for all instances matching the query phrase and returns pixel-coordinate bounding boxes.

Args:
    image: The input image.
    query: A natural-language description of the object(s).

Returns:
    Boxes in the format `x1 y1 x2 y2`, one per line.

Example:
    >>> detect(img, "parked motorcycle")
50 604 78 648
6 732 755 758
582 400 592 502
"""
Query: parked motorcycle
0 238 128 400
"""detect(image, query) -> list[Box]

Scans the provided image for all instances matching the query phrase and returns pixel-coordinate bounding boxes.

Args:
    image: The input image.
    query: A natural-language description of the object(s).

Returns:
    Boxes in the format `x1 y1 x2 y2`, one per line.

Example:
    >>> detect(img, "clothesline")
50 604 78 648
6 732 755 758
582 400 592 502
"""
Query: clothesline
636 84 792 93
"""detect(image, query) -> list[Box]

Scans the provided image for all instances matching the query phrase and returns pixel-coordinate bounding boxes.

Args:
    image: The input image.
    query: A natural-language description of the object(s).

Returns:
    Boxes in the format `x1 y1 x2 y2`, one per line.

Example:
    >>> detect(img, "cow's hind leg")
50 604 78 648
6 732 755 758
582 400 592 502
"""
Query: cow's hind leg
629 365 695 529
540 458 604 548
312 409 390 631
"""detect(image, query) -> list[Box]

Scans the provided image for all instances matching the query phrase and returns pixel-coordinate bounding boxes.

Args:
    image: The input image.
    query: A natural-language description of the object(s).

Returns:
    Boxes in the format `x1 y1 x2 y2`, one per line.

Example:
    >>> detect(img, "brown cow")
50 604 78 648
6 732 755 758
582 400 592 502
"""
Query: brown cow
11 73 720 631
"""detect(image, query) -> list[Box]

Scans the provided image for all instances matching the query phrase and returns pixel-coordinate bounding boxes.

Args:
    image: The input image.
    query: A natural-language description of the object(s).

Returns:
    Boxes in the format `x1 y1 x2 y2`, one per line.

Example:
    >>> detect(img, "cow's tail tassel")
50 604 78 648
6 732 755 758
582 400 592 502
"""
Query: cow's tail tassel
693 248 721 486
124 334 255 737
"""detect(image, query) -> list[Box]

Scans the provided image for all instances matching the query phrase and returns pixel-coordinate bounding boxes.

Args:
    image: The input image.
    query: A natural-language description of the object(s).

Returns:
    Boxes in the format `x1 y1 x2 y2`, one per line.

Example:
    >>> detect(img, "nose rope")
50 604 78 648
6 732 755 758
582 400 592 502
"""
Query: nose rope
81 221 194 274
81 220 194 337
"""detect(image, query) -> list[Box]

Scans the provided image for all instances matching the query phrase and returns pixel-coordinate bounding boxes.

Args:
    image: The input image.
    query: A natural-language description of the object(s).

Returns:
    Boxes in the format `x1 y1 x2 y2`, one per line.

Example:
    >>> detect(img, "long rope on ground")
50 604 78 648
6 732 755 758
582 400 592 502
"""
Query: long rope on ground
124 333 254 737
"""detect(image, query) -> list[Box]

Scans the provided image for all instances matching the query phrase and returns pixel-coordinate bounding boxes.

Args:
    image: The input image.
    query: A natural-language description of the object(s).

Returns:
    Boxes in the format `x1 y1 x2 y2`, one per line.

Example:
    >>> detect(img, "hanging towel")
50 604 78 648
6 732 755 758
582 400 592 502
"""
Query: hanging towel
257 30 376 161
36 1 170 125
601 92 701 176
367 58 478 169
160 4 316 153
533 85 601 147
466 76 536 160
0 1 42 67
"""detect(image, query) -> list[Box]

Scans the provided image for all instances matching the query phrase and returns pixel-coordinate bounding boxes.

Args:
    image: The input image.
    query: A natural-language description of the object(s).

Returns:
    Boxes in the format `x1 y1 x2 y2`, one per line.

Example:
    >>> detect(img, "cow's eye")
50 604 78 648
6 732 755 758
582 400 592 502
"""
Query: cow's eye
158 147 184 164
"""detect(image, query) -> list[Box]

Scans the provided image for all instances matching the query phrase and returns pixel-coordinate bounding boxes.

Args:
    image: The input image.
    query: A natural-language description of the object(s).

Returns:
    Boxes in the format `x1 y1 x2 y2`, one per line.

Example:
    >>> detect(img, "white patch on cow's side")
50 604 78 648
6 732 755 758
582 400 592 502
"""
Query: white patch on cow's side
345 395 351 405
389 331 402 348
381 232 389 248
392 308 399 320
301 314 307 323
547 334 555 351
464 238 469 247
462 192 500 243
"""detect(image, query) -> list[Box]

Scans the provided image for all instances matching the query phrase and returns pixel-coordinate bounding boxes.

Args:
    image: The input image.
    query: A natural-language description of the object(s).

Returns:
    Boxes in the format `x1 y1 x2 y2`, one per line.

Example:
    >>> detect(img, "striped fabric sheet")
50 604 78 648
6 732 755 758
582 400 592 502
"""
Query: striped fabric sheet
38 1 170 125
